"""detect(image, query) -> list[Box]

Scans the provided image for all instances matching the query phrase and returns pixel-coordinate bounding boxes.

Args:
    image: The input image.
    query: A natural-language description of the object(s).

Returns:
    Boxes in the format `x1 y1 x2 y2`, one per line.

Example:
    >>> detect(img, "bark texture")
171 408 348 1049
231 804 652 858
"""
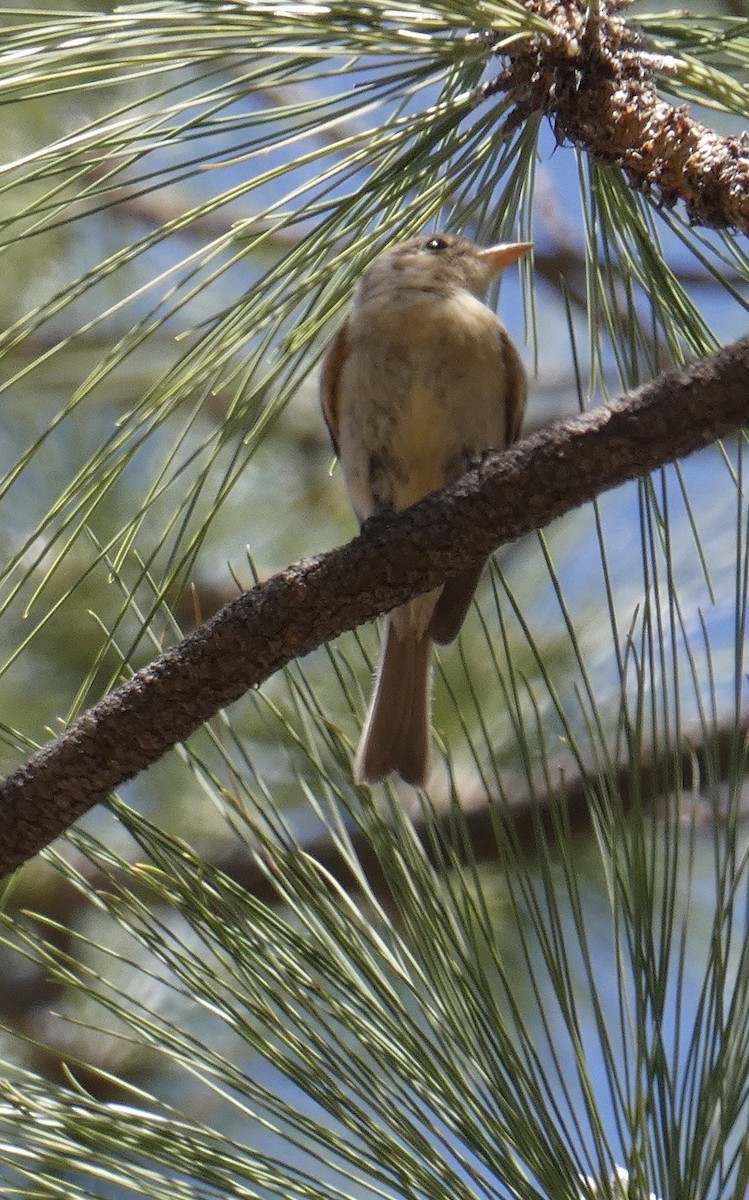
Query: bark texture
0 336 747 877
484 0 749 233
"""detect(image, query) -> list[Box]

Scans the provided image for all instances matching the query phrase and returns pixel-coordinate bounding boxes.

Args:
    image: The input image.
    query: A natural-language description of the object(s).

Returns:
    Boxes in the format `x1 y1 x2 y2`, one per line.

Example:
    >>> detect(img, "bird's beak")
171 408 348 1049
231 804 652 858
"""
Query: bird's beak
478 241 533 273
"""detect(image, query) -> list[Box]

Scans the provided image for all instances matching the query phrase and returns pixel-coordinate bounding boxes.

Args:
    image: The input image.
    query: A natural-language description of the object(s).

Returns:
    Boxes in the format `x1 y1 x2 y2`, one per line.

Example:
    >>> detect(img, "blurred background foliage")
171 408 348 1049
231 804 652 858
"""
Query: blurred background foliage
0 1 747 1197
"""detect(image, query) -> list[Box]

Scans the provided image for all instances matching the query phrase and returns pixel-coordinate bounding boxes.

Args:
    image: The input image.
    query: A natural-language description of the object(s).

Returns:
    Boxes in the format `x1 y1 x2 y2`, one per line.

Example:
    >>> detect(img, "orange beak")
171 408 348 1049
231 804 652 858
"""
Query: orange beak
477 241 533 273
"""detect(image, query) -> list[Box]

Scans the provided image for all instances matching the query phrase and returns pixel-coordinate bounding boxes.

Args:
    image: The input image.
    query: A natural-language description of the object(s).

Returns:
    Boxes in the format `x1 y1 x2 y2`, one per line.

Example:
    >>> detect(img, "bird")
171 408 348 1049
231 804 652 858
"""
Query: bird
320 232 531 787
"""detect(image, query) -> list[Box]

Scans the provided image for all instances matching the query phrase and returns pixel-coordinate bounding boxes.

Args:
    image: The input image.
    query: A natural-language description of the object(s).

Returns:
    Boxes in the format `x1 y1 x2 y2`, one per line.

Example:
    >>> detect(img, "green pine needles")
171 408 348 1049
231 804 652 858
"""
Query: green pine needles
0 3 746 1198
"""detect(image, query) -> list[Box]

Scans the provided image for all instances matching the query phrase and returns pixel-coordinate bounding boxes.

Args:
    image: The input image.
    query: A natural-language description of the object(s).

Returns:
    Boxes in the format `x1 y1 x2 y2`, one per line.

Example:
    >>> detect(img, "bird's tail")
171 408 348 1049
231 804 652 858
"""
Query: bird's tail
354 610 432 787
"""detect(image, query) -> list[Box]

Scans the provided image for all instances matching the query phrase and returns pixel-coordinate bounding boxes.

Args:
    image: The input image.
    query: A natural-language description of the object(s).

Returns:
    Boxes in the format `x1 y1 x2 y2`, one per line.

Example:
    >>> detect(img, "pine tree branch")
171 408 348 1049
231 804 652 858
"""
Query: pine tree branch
0 336 747 878
486 0 749 232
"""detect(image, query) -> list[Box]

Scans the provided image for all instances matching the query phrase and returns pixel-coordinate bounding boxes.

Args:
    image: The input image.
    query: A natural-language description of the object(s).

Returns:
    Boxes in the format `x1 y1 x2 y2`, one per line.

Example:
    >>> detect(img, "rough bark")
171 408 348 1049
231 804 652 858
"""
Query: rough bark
484 0 749 233
0 335 747 877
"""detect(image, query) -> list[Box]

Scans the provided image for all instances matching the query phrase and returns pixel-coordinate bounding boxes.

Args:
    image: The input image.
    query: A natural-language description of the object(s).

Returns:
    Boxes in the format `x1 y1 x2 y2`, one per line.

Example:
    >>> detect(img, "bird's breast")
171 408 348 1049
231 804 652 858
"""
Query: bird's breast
337 292 509 517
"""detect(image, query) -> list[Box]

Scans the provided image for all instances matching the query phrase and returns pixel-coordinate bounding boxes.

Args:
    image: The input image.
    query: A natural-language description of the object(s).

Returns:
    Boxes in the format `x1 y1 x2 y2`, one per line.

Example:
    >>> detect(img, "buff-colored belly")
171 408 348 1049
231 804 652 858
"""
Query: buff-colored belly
338 293 508 521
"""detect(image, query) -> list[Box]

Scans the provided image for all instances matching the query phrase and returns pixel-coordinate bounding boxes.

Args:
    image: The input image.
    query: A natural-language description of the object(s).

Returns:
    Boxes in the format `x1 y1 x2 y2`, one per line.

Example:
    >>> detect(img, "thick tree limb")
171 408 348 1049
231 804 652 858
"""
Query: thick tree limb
0 336 747 878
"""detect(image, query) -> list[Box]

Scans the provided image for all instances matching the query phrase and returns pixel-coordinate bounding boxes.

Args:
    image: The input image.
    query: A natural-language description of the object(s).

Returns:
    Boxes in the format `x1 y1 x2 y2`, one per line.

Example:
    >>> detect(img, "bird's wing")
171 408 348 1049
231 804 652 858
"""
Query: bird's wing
429 560 487 646
319 319 350 459
430 324 528 646
501 326 528 445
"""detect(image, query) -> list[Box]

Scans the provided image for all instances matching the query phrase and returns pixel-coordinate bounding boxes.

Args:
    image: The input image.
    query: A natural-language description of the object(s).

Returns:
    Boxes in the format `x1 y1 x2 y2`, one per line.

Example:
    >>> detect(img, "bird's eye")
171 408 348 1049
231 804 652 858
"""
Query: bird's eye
424 236 449 253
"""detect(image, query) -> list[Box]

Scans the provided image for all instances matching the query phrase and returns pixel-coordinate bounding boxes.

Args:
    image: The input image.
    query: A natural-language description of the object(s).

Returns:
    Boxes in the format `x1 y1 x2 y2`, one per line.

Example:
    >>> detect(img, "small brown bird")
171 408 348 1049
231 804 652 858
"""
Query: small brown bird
321 232 531 787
